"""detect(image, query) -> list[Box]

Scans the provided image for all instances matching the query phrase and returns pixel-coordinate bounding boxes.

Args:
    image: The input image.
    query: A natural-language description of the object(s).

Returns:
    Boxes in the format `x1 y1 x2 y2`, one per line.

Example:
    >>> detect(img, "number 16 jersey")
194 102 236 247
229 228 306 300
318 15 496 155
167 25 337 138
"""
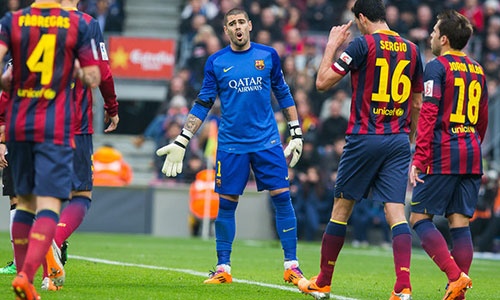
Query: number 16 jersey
332 29 423 135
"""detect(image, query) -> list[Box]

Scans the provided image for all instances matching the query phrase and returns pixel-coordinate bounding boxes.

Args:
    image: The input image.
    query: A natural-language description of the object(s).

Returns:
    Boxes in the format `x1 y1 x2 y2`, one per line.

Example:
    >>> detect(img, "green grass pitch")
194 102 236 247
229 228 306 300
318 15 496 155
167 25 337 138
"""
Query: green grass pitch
0 232 498 299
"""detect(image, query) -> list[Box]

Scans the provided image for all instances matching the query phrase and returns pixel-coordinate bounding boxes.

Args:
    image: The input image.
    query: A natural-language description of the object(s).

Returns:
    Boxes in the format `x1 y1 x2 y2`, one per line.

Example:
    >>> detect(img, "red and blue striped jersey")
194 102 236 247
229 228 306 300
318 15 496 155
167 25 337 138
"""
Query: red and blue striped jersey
413 51 488 175
332 30 423 135
0 2 99 146
69 9 118 135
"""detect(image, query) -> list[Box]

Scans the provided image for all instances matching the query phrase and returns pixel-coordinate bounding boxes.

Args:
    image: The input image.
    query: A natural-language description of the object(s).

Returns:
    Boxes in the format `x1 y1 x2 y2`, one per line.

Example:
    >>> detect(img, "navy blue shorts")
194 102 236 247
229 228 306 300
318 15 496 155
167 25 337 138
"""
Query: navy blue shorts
214 145 289 195
411 174 481 217
72 134 93 191
334 134 411 204
2 154 15 196
7 141 73 199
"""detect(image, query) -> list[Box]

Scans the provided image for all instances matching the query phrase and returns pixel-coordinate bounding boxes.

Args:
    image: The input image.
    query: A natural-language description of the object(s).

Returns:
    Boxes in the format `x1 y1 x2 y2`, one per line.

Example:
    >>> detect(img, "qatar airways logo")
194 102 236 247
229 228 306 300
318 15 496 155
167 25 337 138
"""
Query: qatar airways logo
129 50 175 71
228 77 264 92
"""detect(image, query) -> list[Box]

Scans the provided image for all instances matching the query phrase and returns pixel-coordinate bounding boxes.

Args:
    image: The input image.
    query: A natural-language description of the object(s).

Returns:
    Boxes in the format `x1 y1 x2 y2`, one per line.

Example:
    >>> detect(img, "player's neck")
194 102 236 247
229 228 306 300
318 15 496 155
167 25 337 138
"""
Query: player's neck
368 22 390 34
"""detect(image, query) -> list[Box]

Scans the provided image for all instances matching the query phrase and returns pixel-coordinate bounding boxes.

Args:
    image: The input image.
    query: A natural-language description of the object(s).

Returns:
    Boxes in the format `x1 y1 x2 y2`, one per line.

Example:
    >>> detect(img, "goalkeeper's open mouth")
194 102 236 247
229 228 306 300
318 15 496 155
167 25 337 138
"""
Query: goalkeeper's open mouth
235 31 244 41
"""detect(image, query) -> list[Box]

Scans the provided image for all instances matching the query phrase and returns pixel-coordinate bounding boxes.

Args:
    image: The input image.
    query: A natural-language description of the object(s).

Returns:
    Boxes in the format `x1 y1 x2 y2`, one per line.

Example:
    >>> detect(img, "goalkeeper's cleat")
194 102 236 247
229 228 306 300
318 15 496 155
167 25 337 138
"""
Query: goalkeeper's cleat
390 288 412 300
60 240 69 266
12 271 40 300
41 277 62 291
46 240 65 287
203 265 232 284
443 272 472 300
297 276 331 300
0 261 17 274
283 262 304 286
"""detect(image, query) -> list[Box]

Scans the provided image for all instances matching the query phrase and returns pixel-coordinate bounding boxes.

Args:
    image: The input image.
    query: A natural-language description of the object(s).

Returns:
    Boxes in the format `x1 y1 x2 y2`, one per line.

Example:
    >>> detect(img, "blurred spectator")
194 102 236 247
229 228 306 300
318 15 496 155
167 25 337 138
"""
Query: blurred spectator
305 0 336 33
471 168 500 252
90 0 126 34
407 3 434 50
350 198 391 248
385 4 409 36
93 144 133 186
317 99 348 148
294 165 333 241
252 6 283 42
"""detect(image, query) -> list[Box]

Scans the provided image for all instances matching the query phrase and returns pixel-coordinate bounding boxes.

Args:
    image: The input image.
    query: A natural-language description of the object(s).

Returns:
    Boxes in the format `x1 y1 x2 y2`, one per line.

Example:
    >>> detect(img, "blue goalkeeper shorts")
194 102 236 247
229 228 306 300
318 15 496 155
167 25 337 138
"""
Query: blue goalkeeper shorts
214 145 289 195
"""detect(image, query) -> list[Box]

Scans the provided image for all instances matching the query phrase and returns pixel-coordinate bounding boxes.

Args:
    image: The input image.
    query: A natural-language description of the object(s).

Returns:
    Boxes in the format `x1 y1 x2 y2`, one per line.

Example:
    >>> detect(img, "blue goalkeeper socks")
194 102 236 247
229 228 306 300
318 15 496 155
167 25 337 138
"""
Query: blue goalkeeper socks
271 191 298 261
215 197 238 265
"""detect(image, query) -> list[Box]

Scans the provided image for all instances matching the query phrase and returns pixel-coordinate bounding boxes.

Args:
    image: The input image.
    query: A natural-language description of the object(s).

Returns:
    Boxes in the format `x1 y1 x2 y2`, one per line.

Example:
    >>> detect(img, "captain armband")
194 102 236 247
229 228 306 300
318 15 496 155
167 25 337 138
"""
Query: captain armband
174 129 194 149
288 120 303 139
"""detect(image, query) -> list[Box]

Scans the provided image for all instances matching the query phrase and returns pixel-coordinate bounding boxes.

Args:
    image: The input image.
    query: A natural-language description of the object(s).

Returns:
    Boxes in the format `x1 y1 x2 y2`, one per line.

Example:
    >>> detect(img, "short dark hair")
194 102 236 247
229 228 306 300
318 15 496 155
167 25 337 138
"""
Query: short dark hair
223 8 249 26
351 0 386 22
436 10 472 51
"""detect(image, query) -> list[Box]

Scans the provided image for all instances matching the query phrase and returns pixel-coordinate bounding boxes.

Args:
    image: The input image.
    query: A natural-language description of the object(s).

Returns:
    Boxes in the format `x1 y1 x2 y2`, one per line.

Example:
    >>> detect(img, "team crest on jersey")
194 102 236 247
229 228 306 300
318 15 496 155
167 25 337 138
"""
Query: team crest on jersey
255 60 265 70
424 80 434 97
216 178 222 187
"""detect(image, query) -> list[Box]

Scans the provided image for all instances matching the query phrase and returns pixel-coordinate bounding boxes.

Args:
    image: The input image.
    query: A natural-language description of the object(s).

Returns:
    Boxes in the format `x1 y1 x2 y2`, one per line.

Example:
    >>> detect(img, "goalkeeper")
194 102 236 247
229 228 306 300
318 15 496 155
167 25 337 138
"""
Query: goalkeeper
157 7 304 286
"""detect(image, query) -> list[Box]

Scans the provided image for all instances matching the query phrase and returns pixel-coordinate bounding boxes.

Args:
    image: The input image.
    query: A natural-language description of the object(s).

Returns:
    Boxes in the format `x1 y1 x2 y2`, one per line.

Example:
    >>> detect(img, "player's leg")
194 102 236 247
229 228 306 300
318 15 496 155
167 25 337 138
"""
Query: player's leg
365 134 412 299
204 150 249 284
298 135 380 297
251 145 304 285
445 175 480 299
0 162 18 275
55 135 93 251
410 174 471 299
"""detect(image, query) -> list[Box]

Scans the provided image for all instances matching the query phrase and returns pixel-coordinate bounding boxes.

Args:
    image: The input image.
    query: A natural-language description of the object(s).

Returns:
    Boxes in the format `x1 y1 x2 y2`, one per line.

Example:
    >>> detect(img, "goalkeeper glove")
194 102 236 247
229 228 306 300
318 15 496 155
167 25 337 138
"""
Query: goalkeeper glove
156 129 193 177
283 120 303 168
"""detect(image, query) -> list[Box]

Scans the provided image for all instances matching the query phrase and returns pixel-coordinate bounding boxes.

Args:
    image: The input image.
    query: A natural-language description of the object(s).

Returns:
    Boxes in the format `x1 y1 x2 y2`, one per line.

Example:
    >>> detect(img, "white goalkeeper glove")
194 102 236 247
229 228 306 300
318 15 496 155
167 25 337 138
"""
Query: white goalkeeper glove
283 120 303 168
156 129 193 177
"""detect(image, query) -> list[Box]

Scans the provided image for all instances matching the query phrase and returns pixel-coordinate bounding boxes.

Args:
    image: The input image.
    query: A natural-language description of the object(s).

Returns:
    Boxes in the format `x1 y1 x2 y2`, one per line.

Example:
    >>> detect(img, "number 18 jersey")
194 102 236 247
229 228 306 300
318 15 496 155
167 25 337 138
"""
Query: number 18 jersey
332 30 423 135
413 51 488 175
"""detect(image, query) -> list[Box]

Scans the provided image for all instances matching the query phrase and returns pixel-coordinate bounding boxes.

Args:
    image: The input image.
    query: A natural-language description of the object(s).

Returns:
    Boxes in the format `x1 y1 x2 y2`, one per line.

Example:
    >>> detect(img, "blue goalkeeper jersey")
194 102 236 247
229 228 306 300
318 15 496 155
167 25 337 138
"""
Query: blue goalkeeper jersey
196 43 295 154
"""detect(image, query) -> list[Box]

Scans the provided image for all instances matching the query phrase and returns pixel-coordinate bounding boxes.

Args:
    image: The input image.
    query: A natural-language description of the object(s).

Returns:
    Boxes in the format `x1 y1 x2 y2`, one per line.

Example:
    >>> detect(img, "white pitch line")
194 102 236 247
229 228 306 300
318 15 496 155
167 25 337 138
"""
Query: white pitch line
70 255 359 300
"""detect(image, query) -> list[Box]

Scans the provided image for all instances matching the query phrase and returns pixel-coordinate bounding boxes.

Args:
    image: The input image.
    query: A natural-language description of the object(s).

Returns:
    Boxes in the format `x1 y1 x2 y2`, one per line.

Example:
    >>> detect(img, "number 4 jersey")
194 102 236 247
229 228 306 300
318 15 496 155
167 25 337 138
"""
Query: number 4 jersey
332 29 423 135
0 2 99 146
413 51 488 175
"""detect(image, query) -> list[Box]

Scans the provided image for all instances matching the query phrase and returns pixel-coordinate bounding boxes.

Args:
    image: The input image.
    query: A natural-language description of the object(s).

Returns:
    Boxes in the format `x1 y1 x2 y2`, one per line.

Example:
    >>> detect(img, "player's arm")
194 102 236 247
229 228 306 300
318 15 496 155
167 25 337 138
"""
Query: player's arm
281 105 303 167
156 99 210 177
0 44 9 91
99 63 119 133
409 92 422 144
316 21 352 92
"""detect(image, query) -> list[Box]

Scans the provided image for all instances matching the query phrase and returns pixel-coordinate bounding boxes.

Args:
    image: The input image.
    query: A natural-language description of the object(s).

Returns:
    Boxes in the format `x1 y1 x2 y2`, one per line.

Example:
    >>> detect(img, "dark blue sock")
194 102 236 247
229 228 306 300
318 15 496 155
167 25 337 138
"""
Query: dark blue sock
271 191 297 261
215 197 238 265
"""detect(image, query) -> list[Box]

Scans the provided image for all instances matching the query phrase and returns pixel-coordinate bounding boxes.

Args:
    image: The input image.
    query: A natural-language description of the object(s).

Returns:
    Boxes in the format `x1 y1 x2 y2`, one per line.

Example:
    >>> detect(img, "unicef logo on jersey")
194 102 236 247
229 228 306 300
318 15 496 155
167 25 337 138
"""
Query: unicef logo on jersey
228 77 264 92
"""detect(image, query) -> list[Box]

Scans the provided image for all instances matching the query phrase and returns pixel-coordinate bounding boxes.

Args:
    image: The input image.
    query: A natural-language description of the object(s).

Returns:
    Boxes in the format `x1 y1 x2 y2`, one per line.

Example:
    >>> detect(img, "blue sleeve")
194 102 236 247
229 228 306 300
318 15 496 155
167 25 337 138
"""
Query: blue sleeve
270 49 294 109
191 55 217 121
0 13 13 49
344 37 367 71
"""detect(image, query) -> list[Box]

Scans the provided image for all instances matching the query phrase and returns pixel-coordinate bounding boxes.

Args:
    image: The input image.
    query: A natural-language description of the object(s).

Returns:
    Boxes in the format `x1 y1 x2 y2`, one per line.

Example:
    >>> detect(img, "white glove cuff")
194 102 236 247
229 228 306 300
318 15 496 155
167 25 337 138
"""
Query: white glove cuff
288 120 303 138
174 129 193 149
